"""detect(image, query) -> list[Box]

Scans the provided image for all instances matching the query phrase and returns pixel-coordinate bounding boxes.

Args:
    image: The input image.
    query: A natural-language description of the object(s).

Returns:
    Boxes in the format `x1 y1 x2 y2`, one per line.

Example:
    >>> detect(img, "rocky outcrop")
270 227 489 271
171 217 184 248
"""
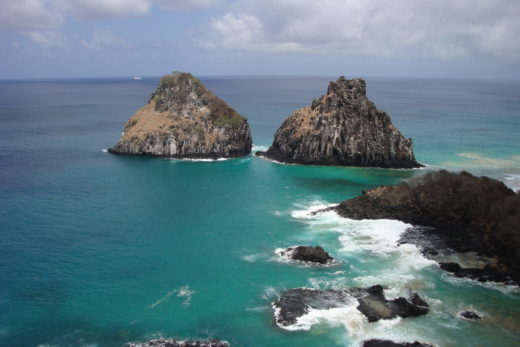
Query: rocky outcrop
277 245 334 264
273 285 428 327
439 262 514 284
336 170 520 284
124 338 229 347
459 310 482 321
109 72 252 159
363 340 433 347
256 76 421 168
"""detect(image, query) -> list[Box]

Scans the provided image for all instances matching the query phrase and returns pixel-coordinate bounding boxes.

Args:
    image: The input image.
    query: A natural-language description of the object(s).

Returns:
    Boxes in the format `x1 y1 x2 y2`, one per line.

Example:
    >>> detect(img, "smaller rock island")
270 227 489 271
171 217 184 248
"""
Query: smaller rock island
109 72 252 159
256 76 421 168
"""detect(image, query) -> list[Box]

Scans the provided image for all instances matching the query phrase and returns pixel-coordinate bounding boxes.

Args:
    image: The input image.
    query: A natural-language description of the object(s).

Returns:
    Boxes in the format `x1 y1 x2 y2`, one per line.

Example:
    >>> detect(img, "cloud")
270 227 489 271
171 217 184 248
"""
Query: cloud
155 0 218 10
80 29 131 49
66 0 151 20
202 0 520 62
0 0 151 32
0 0 64 31
25 30 69 48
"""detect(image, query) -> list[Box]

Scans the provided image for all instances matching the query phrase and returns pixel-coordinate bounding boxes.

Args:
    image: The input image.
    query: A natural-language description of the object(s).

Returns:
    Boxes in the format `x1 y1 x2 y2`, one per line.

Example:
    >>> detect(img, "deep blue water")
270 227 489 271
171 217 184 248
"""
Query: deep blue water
0 76 519 347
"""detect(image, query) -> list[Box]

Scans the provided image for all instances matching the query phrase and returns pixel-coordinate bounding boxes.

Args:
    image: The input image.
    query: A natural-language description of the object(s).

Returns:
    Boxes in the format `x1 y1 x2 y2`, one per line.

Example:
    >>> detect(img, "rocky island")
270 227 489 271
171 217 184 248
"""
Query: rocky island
256 76 421 168
109 72 252 159
336 170 520 284
276 245 334 264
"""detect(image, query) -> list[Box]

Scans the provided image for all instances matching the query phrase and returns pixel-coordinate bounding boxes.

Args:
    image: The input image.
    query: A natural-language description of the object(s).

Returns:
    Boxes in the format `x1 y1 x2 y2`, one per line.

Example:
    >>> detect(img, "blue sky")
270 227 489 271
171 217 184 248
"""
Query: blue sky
1 0 520 79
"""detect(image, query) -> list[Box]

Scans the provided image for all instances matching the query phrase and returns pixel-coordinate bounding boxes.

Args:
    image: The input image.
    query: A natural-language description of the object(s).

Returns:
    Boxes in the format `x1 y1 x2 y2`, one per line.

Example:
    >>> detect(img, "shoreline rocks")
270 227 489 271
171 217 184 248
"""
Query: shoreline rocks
256 76 421 168
273 285 428 327
277 245 334 264
109 72 252 159
336 170 520 284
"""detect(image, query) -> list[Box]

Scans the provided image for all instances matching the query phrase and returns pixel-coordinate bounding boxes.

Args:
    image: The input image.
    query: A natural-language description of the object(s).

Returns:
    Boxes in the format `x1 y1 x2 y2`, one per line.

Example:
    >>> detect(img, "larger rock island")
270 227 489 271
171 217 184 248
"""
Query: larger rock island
256 76 421 168
109 72 252 159
336 170 520 283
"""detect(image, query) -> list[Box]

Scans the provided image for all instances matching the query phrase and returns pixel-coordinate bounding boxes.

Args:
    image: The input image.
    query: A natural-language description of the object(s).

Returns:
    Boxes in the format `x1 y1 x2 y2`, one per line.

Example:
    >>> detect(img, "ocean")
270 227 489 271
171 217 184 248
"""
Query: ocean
0 76 519 347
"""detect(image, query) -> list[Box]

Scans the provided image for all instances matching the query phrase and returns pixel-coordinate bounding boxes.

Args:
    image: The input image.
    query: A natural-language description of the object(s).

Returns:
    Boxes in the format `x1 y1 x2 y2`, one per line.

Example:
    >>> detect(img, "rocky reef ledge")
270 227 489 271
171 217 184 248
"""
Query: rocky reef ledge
273 285 428 328
124 338 229 347
109 72 252 159
336 170 520 284
256 76 421 168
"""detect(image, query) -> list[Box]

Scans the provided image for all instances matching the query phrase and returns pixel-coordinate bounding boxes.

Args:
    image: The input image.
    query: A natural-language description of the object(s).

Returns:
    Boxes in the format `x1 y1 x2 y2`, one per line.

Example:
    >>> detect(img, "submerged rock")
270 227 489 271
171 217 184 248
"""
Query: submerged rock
109 72 252 159
336 170 520 284
459 310 482 321
278 245 334 264
363 340 433 347
124 338 229 347
272 285 428 327
256 76 421 168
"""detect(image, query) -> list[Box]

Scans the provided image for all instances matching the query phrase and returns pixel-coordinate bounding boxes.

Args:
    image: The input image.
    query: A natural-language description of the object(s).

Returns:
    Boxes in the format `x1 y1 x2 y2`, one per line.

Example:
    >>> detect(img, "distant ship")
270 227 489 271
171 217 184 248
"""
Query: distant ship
133 76 142 80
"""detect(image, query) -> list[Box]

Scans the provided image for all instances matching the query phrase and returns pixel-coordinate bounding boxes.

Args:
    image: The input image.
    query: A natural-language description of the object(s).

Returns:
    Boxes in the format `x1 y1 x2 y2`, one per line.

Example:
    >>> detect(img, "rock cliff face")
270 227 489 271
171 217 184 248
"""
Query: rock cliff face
256 76 421 168
109 72 252 159
336 170 520 283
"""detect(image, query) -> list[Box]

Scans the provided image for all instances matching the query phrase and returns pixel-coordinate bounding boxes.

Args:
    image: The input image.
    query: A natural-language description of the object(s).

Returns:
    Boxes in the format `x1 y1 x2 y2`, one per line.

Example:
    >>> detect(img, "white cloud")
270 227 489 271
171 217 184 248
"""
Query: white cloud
80 29 131 49
0 0 151 32
25 30 69 48
66 0 151 20
0 0 64 31
202 0 520 61
155 0 218 10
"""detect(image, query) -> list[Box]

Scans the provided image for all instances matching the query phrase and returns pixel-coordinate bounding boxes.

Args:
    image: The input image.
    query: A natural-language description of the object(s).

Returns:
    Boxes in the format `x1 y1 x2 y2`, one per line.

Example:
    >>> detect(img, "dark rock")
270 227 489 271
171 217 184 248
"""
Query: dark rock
279 246 333 264
459 310 482 320
124 338 229 347
256 76 421 168
439 262 515 284
336 170 520 284
109 72 252 159
363 339 433 347
273 285 428 327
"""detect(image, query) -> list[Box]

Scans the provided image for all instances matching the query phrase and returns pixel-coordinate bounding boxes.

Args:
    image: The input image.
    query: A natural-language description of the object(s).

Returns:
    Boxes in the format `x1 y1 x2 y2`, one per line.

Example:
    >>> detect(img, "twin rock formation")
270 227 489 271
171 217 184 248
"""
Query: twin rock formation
110 73 419 168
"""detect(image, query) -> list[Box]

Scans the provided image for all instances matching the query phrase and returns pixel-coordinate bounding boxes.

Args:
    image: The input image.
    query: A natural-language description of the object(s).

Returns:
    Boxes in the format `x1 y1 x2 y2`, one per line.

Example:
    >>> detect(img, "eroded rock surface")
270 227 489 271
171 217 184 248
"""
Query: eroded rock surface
336 170 520 284
256 76 421 168
109 72 252 159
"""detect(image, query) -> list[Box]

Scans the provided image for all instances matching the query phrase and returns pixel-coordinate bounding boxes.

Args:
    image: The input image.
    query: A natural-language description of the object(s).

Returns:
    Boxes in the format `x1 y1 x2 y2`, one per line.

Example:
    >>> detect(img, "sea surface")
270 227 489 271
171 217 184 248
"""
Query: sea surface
0 76 519 347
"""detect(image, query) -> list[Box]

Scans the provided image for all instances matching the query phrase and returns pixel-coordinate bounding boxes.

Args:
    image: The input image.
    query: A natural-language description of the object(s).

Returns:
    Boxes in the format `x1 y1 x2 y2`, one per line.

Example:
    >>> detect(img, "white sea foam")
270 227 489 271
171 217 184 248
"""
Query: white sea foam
251 144 269 152
261 286 280 301
273 299 368 335
291 201 436 292
148 288 177 309
148 285 195 309
170 157 230 162
241 254 261 263
503 173 520 192
101 148 108 153
177 285 195 307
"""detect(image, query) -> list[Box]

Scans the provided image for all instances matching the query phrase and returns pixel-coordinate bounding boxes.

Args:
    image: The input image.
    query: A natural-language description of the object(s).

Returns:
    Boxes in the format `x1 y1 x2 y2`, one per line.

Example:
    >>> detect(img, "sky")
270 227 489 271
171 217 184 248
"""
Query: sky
1 0 520 79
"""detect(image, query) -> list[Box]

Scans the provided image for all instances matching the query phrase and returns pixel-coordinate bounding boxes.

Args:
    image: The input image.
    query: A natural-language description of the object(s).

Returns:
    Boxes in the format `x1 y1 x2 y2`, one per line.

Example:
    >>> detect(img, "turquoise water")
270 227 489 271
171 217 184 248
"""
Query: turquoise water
0 77 519 347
